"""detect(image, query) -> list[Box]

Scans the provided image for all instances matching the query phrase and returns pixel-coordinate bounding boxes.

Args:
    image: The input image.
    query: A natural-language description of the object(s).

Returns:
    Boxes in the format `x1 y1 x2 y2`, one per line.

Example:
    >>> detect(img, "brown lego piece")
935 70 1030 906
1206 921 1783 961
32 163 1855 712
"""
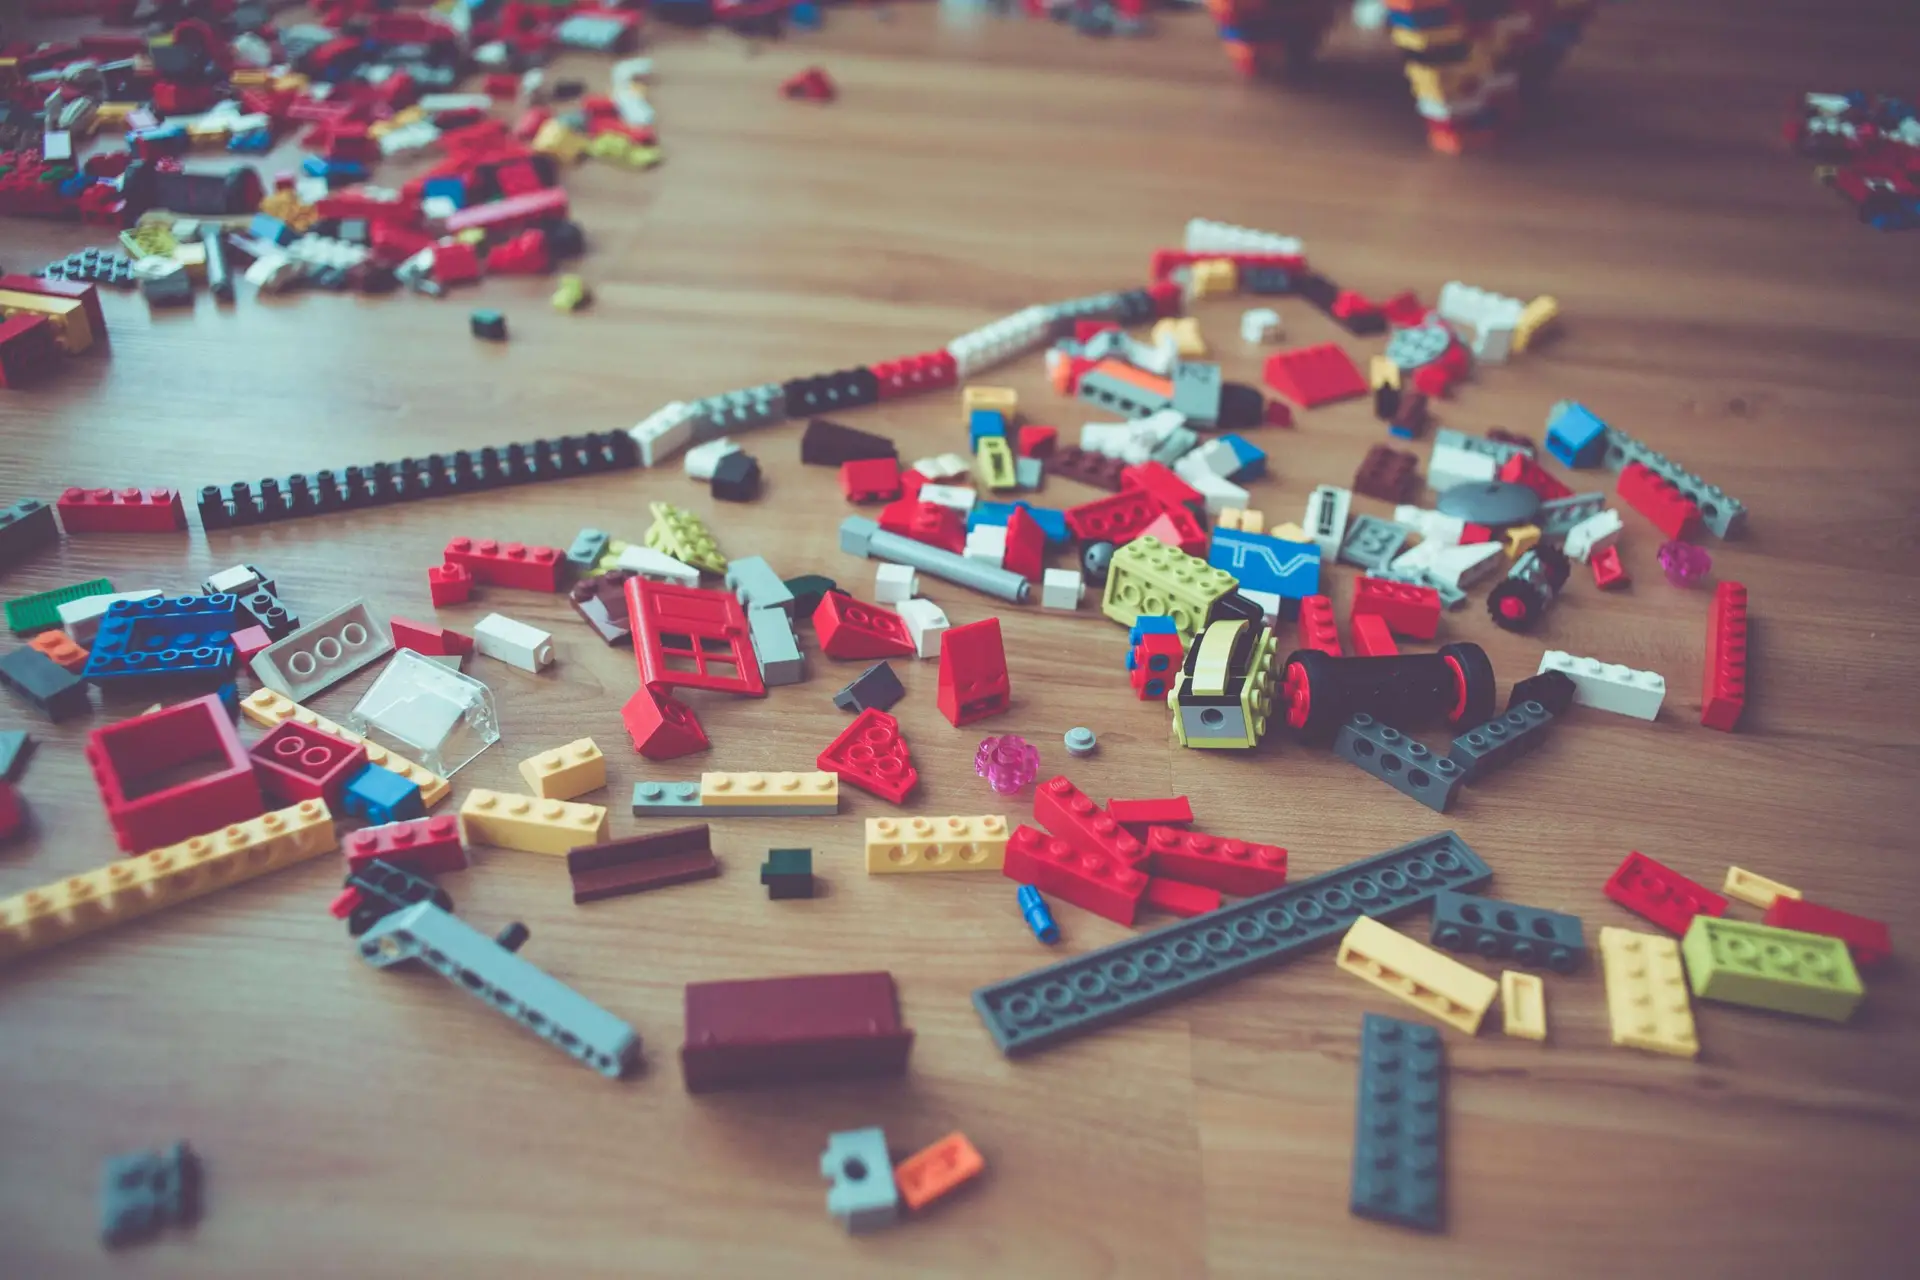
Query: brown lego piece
1050 445 1126 492
1353 444 1421 503
1391 390 1431 438
567 823 716 903
680 970 915 1093
569 569 635 646
1486 427 1537 454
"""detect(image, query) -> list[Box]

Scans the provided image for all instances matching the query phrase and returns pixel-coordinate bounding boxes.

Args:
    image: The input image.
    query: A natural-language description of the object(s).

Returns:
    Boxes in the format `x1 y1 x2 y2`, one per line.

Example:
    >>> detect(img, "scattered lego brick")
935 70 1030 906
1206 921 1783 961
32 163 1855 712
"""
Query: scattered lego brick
1429 889 1585 973
99 1142 202 1250
680 970 914 1093
1762 897 1891 971
1604 851 1727 935
1262 342 1367 407
568 824 718 904
1350 1013 1446 1233
818 708 918 804
1682 916 1864 1023
1338 915 1498 1035
865 815 1009 873
518 738 607 800
459 789 609 855
1597 926 1700 1059
1501 971 1547 1041
1721 866 1801 911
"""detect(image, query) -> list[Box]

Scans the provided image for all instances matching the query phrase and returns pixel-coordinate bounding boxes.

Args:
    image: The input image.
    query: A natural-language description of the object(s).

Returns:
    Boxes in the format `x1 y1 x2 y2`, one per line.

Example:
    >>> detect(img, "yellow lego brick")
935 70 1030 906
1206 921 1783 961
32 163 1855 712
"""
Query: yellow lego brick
865 815 1009 873
93 102 137 126
1504 524 1541 559
1721 866 1802 911
1369 355 1401 392
531 118 589 163
1392 24 1467 53
1336 915 1499 1035
1216 508 1265 535
975 436 1018 492
0 291 93 355
1680 916 1863 1023
962 385 1018 417
0 801 337 965
121 222 177 259
228 70 272 88
459 790 609 856
1150 316 1207 358
1598 927 1699 1059
1270 521 1309 543
1101 536 1238 638
1512 296 1559 354
518 738 607 801
1187 259 1237 299
700 771 838 812
1500 970 1547 1041
645 502 727 574
239 689 450 807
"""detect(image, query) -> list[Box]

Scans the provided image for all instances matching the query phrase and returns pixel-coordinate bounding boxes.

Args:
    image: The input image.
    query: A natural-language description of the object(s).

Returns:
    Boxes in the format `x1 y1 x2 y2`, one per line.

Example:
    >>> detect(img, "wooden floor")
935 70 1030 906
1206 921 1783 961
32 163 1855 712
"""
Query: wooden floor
5 4 1920 1277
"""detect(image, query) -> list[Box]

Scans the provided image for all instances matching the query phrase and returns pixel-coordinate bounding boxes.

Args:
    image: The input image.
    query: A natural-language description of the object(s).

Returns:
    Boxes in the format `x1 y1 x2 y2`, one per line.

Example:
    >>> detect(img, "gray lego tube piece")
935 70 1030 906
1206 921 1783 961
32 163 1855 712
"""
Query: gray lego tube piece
839 516 1031 604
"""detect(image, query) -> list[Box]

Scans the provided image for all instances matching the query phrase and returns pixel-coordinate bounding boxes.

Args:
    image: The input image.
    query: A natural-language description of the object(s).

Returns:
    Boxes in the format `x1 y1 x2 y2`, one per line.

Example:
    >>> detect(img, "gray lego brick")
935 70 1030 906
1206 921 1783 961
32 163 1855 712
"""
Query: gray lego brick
1337 515 1411 571
630 780 836 817
748 604 805 686
971 831 1493 1056
1351 1013 1445 1233
1536 492 1606 537
1447 700 1556 783
1176 698 1251 744
565 528 610 575
833 661 904 714
249 599 392 702
687 383 786 443
99 1142 201 1249
356 901 640 1079
1170 362 1223 427
1600 427 1747 538
1432 428 1527 467
820 1128 900 1234
725 555 794 612
1429 888 1586 974
1077 368 1169 420
1149 427 1200 466
1333 714 1464 813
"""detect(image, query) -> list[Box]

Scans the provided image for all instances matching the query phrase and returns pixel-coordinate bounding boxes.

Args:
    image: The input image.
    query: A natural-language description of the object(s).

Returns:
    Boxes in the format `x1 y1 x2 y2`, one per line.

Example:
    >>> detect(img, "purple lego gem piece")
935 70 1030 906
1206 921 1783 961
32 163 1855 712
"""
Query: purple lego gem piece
974 734 1039 796
1657 539 1711 587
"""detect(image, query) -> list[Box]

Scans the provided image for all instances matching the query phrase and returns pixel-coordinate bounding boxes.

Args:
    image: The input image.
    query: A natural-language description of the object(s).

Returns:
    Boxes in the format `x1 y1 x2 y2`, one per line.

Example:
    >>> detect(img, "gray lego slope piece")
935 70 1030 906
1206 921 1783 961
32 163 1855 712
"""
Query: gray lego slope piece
1447 700 1556 783
1600 427 1747 538
1536 492 1606 537
821 1128 900 1233
1334 714 1464 813
725 555 794 612
1337 516 1411 571
748 605 805 686
356 901 640 1079
1351 1013 1445 1232
972 832 1492 1056
1429 888 1586 974
839 516 1031 605
833 661 904 714
250 598 392 702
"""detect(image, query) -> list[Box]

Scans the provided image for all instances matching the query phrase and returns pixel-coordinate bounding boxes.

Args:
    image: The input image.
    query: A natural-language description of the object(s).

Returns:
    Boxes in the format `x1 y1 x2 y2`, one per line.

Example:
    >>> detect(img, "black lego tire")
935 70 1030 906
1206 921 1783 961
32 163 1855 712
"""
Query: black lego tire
1440 641 1497 729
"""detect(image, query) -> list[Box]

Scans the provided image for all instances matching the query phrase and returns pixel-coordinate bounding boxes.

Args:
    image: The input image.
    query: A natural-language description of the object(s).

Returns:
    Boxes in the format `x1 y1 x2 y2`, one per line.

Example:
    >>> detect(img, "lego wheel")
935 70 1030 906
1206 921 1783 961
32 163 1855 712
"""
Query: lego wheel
1486 580 1542 633
1439 641 1496 728
1279 648 1342 740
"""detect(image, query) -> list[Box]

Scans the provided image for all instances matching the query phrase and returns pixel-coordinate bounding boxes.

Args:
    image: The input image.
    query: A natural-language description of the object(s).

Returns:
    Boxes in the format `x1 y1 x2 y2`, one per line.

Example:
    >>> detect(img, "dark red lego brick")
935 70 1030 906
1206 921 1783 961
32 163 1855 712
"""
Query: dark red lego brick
680 970 914 1093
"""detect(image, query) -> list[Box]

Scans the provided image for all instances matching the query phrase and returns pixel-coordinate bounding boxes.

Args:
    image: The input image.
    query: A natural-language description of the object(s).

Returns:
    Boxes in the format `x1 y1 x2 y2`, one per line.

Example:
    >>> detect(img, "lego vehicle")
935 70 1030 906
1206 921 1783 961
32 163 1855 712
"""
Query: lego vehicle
1170 617 1278 749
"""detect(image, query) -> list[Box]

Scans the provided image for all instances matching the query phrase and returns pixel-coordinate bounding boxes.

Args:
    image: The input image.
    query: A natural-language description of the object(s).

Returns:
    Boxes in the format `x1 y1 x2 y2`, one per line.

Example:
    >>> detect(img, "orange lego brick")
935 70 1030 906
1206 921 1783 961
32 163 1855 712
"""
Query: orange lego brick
1088 358 1173 399
894 1132 985 1211
29 630 89 671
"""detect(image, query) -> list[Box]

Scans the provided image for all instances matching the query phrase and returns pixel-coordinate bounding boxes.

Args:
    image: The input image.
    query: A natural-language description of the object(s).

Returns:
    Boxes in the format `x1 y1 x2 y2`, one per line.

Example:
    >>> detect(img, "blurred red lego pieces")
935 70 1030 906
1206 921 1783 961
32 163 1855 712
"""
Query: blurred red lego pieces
391 617 475 657
815 592 916 661
1295 594 1343 656
85 694 264 854
1410 340 1471 397
878 499 965 555
1264 398 1295 427
1148 280 1183 316
1701 581 1748 731
780 67 836 102
1074 320 1119 343
484 227 550 274
1138 507 1207 558
429 239 482 286
443 537 562 592
1380 291 1426 327
1459 523 1496 544
1617 463 1702 540
1262 343 1366 407
1497 453 1573 501
1591 545 1630 589
248 719 368 809
0 780 20 841
1004 824 1149 925
428 561 474 606
55 487 187 534
1016 424 1057 458
1142 825 1288 896
1144 877 1222 918
1107 796 1194 834
622 685 711 760
629 577 765 696
1064 488 1160 544
1604 851 1727 936
1762 897 1891 971
1350 577 1441 640
1148 250 1303 283
817 707 919 804
839 456 902 504
936 617 1009 726
1349 612 1398 657
231 625 271 664
870 349 956 400
445 187 566 238
1121 461 1202 515
1002 506 1045 582
1033 775 1146 866
0 315 58 389
343 813 469 876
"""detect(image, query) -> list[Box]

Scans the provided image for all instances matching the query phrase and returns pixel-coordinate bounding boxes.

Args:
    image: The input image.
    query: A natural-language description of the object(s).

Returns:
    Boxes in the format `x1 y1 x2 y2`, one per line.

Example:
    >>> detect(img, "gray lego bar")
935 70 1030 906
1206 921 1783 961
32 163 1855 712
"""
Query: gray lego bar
1536 492 1606 537
1446 700 1556 783
1334 714 1464 813
839 516 1031 604
1351 1013 1445 1232
356 901 641 1079
1429 888 1585 974
821 1128 900 1234
1600 427 1747 538
748 605 805 686
1337 515 1411 571
971 831 1493 1056
725 555 794 612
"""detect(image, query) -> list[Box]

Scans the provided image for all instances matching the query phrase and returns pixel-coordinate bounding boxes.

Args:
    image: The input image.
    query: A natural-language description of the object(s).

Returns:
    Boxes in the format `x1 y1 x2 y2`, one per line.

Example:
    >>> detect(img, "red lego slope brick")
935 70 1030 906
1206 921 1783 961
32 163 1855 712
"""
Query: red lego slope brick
1604 851 1727 936
936 617 1010 727
817 707 918 804
1003 824 1150 926
1261 343 1367 408
680 970 914 1093
1032 775 1147 866
1497 453 1573 501
1348 612 1399 657
814 592 915 660
1701 581 1748 732
1141 825 1288 896
1002 506 1045 582
55 487 188 534
1064 488 1161 544
622 685 710 760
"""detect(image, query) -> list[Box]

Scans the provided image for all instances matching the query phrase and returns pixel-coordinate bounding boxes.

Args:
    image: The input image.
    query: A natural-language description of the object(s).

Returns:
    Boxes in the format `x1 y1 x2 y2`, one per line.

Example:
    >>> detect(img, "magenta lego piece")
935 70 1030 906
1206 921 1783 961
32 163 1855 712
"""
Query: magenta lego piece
974 734 1039 796
1657 540 1712 587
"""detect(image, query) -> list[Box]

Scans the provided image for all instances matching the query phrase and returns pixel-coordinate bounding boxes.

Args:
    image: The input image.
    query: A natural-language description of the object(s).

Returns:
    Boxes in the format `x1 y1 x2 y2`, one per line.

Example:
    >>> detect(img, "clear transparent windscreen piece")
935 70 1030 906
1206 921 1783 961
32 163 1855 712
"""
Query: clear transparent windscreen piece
346 648 500 776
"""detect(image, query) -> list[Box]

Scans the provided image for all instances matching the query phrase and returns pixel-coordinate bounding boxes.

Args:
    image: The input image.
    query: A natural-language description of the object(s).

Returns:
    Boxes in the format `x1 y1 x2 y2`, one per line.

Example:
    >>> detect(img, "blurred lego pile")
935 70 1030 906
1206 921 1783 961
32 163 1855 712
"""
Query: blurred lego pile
1784 91 1920 231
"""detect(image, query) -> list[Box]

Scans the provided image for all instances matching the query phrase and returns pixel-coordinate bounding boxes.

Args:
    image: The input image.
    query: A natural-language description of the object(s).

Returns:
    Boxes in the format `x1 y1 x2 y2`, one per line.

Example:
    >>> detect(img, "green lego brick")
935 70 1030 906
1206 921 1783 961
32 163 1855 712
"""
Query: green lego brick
1100 536 1237 638
1680 916 1864 1023
6 578 114 634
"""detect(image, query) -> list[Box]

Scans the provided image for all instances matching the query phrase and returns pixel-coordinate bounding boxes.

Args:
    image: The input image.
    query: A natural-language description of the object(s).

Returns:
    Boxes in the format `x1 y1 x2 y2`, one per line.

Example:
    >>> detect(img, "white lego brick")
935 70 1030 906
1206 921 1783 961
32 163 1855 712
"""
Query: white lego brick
613 87 654 128
378 120 441 157
244 252 301 293
294 175 331 206
58 589 163 645
204 564 263 596
919 483 976 513
874 563 918 605
684 437 740 482
474 613 555 673
1040 568 1085 611
612 57 655 84
421 194 458 224
912 453 970 481
947 307 1052 378
1123 335 1177 377
1079 422 1131 458
1563 509 1625 562
964 525 1007 566
1239 587 1282 622
1240 307 1282 344
42 130 73 163
1133 408 1189 447
1183 217 1303 258
615 544 700 587
1304 485 1352 557
894 598 949 660
1392 506 1466 548
1176 438 1241 484
631 401 695 467
1187 471 1251 517
1426 442 1498 493
1539 651 1666 721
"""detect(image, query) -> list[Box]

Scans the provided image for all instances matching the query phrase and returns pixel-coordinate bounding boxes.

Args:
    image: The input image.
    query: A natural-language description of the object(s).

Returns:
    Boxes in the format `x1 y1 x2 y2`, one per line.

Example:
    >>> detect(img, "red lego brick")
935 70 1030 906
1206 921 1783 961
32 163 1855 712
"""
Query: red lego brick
1032 775 1147 866
1074 320 1120 343
1296 594 1343 656
936 617 1009 726
1121 461 1203 515
680 970 914 1094
1002 506 1046 582
443 538 562 592
1496 453 1573 501
1264 398 1295 428
1261 343 1367 408
1617 463 1702 540
484 227 550 274
54 487 187 534
1128 632 1184 699
231 625 271 664
1350 577 1441 640
839 456 902 504
869 349 957 400
1016 424 1057 458
1107 797 1194 832
1144 877 1222 917
443 186 568 237
1352 444 1420 503
1380 291 1426 327
1141 825 1288 896
1590 545 1630 589
248 719 368 809
1459 523 1496 544
622 685 711 760
85 694 265 854
1410 340 1471 397
0 274 106 343
780 66 837 102
0 780 20 842
1762 897 1891 971
428 561 474 606
628 577 765 696
1003 824 1150 926
0 315 57 389
343 813 469 876
1604 851 1728 936
1064 488 1162 545
1349 612 1398 657
390 617 474 657
1148 249 1305 283
814 592 916 661
1148 280 1184 316
29 631 89 672
429 239 482 286
878 499 965 555
817 708 918 804
1701 581 1748 732
1138 507 1208 558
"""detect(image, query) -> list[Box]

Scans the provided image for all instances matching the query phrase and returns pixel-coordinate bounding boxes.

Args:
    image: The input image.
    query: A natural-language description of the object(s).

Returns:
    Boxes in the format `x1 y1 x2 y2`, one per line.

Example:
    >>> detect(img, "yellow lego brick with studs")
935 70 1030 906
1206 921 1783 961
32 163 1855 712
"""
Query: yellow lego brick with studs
645 501 727 574
1500 971 1547 1041
518 738 607 801
1216 508 1264 535
0 289 94 355
0 801 337 964
1680 916 1863 1023
240 689 450 807
975 436 1018 492
1101 536 1239 638
1336 915 1499 1035
700 771 839 810
865 816 1010 873
1150 316 1207 358
962 385 1018 417
1721 866 1802 910
1187 259 1237 299
459 790 609 856
1598 926 1699 1058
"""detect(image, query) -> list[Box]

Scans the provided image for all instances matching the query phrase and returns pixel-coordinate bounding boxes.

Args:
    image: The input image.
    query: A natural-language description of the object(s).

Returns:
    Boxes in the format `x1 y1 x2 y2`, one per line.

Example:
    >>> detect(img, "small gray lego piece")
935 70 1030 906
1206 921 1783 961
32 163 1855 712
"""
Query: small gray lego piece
1063 726 1098 757
724 555 794 612
686 383 785 443
839 516 1032 604
1150 426 1200 466
1535 492 1606 537
565 528 610 575
1446 700 1556 783
833 661 904 714
1337 515 1411 571
1082 540 1115 583
250 599 393 702
1351 1013 1445 1232
820 1128 900 1234
1429 888 1586 973
748 605 805 686
1170 362 1223 427
632 780 704 814
100 1142 201 1249
356 901 641 1079
1435 480 1541 526
1177 699 1252 744
1334 713 1464 813
1077 368 1170 420
1600 427 1747 538
0 728 30 781
1431 428 1527 467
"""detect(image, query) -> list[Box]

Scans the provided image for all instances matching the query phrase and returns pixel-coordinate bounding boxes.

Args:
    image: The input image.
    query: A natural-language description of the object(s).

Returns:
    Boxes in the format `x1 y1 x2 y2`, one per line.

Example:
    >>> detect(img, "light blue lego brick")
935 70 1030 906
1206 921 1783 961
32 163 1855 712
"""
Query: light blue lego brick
1218 434 1267 481
966 501 1016 532
1208 529 1320 599
248 213 291 245
1016 502 1069 546
968 409 1007 449
342 762 426 826
1545 402 1609 469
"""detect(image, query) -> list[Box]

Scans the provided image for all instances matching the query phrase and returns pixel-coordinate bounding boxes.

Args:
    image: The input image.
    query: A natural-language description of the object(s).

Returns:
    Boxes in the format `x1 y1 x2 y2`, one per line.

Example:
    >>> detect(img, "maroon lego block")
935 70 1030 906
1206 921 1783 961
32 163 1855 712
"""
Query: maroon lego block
680 970 914 1093
1261 343 1367 408
342 813 469 876
54 487 187 534
568 824 717 904
85 693 265 853
248 719 368 809
1352 445 1420 503
443 537 563 592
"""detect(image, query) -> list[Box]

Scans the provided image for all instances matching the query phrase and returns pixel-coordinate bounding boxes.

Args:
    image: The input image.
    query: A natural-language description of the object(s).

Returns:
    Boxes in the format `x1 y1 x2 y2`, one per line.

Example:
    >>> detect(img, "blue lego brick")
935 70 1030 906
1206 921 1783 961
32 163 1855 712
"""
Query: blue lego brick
968 409 1007 450
83 595 241 688
1351 1013 1445 1232
966 501 1016 532
1127 615 1178 645
248 213 292 245
1218 435 1266 482
1387 4 1457 30
1545 402 1609 469
1429 889 1585 974
421 175 468 208
1207 529 1320 599
228 129 273 154
790 1 823 28
298 155 331 178
60 175 90 198
1015 503 1069 546
342 762 426 826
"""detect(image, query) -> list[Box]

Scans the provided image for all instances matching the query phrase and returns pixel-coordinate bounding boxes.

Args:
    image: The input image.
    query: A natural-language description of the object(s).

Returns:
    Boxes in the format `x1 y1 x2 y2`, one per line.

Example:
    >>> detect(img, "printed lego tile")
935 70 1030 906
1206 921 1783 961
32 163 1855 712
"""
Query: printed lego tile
1500 971 1547 1041
459 789 609 855
1350 1013 1445 1232
1337 915 1498 1035
1680 916 1864 1023
1597 927 1699 1059
865 815 1009 873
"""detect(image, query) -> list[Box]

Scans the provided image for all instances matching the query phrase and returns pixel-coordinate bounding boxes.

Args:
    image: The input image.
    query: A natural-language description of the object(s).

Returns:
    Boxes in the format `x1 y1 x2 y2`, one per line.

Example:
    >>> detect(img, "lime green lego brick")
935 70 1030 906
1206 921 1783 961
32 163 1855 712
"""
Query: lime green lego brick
6 578 114 634
1100 536 1237 638
1680 916 1864 1024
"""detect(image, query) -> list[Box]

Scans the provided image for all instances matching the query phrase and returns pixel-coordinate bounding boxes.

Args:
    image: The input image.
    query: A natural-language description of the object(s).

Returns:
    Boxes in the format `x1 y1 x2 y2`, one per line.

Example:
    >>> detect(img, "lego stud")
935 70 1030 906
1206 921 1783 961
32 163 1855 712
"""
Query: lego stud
1063 727 1097 758
973 735 1038 796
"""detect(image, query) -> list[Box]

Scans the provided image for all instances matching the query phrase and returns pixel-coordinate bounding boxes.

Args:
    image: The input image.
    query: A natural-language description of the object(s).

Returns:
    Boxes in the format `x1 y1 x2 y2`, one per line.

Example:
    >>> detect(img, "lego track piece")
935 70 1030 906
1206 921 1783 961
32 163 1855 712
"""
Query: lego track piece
972 832 1492 1056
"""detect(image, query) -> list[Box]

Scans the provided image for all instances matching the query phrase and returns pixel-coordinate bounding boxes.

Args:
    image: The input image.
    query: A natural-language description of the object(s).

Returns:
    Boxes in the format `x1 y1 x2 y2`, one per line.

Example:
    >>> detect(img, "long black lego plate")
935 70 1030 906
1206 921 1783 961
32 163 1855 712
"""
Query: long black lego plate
972 831 1492 1057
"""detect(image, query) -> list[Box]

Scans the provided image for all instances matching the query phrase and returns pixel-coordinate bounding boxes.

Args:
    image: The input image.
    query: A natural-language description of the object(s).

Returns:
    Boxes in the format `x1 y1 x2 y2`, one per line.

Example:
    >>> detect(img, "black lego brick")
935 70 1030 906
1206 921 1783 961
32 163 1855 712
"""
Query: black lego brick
0 498 58 570
0 647 91 721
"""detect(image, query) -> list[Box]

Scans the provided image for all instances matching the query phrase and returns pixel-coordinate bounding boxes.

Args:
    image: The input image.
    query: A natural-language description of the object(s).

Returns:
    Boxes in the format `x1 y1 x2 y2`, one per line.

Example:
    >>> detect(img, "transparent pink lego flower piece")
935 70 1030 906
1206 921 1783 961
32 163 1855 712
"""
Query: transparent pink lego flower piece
974 734 1038 796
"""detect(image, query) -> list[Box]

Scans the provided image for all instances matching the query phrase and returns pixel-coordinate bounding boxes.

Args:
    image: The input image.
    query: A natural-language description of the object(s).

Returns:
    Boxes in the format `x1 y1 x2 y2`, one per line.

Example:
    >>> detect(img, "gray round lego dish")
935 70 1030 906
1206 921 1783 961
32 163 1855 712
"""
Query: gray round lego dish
1063 727 1098 757
1435 481 1541 526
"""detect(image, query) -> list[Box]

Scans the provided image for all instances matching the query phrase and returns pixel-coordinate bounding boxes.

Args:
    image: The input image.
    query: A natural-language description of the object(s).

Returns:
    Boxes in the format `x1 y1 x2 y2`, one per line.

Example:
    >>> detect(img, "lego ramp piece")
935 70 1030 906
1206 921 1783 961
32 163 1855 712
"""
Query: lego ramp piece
1598 927 1699 1058
568 825 718 904
972 832 1492 1056
1337 916 1498 1035
1262 343 1367 407
1351 1013 1446 1232
866 815 1009 873
680 970 915 1093
239 689 450 807
1680 916 1863 1023
250 599 392 701
357 901 640 1079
